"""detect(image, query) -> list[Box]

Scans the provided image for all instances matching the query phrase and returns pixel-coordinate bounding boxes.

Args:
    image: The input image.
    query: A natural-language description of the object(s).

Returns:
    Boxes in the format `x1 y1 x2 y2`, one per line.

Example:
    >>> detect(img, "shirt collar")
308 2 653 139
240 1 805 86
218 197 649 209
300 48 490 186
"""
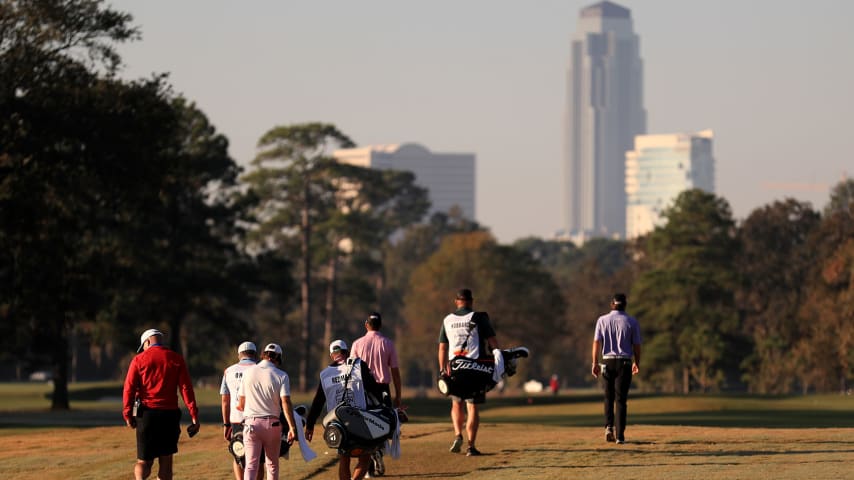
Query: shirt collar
455 307 473 315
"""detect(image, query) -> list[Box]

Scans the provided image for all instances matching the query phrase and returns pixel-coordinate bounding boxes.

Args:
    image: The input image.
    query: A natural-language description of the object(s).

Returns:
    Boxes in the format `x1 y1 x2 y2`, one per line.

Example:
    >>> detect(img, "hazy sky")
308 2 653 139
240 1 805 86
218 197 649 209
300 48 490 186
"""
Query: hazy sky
109 0 854 243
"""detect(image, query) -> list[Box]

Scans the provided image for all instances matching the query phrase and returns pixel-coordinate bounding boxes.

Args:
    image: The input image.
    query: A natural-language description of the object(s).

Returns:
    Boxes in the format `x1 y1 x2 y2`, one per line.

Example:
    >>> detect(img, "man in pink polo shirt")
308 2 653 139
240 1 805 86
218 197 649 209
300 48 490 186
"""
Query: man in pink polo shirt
350 311 401 476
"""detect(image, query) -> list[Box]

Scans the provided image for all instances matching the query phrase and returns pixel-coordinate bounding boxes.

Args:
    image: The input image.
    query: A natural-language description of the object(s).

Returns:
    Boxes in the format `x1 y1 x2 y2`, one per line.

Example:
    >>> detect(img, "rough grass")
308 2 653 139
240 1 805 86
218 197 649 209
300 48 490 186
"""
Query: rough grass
1 383 852 479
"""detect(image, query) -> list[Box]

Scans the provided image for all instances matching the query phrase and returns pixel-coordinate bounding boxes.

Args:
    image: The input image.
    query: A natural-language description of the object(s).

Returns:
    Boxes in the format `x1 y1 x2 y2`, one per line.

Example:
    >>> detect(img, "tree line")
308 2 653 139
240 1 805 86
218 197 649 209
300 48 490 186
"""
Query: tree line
1 1 851 410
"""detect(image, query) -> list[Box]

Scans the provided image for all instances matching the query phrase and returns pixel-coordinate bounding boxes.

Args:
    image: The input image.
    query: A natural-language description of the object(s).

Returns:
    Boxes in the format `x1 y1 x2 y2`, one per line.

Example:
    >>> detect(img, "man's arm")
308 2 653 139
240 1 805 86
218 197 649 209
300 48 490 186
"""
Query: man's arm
591 339 602 378
632 344 641 375
281 395 297 443
304 383 326 441
221 394 231 440
220 371 230 426
178 358 199 424
391 367 402 407
122 359 138 427
438 342 449 375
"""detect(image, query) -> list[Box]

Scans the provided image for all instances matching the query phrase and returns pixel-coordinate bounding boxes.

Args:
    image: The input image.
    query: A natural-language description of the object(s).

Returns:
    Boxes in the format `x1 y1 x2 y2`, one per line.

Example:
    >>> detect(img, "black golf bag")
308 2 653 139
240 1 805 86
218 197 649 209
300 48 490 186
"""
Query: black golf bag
321 402 398 456
437 346 529 398
228 404 308 468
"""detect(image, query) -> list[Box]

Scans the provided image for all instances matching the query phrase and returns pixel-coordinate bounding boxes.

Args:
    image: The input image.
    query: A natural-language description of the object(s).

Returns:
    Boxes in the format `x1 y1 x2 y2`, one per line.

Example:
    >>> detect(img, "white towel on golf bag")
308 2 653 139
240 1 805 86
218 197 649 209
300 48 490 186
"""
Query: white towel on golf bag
292 407 317 462
386 408 402 459
492 348 505 384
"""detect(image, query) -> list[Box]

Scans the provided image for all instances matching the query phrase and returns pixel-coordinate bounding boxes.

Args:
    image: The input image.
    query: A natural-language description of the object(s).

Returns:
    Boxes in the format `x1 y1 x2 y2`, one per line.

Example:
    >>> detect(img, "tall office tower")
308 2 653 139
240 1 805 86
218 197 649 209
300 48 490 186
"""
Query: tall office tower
625 129 715 238
333 142 476 221
563 1 646 241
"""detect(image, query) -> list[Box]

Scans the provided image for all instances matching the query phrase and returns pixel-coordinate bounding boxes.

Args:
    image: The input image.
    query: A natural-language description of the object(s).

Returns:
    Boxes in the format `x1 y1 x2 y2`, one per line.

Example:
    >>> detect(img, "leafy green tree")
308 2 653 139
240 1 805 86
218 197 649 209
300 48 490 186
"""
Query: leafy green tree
512 237 582 279
381 210 481 314
795 180 854 392
0 0 170 408
240 123 354 391
823 177 854 217
1 0 254 405
736 199 819 393
117 98 253 373
631 189 741 393
315 164 429 353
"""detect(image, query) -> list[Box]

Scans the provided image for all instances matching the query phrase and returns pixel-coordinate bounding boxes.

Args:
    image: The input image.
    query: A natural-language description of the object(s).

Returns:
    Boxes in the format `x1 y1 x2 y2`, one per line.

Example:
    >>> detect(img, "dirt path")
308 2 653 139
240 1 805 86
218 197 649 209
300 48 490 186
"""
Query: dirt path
1 423 852 479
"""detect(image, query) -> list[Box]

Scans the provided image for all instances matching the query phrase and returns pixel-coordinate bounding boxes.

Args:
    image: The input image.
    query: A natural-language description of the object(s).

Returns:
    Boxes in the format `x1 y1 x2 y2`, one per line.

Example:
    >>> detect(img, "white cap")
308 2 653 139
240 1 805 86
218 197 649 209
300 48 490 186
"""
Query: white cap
264 343 282 355
138 328 163 353
238 341 257 354
329 339 348 354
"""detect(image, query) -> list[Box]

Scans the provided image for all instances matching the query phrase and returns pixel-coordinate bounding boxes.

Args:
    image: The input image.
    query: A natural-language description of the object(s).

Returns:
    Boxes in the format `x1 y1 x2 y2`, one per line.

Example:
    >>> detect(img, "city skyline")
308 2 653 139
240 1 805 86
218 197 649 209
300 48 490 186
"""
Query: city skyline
563 1 646 239
111 0 854 243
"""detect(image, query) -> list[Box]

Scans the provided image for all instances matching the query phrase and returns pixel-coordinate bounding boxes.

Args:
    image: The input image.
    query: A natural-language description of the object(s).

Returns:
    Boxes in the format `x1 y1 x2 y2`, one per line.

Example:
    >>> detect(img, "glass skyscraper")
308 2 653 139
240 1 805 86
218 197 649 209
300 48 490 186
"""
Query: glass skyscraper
625 130 715 239
563 1 646 240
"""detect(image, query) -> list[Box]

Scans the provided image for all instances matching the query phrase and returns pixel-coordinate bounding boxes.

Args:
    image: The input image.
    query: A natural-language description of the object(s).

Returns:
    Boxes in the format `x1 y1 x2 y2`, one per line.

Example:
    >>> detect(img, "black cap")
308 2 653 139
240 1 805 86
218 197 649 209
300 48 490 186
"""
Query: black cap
366 311 383 329
456 288 473 301
612 293 627 306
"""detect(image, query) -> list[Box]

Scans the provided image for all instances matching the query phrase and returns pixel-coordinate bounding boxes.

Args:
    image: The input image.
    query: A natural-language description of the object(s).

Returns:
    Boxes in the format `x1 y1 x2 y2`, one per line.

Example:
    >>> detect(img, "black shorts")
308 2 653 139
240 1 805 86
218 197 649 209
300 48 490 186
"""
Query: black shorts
137 408 181 460
450 391 485 404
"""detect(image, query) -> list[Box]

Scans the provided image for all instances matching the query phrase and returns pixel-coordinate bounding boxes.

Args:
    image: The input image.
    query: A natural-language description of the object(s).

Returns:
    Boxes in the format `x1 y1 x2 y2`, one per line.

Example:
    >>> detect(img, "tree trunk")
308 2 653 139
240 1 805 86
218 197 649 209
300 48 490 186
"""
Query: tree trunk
323 247 339 358
50 323 70 410
169 317 184 357
299 186 312 392
682 366 690 394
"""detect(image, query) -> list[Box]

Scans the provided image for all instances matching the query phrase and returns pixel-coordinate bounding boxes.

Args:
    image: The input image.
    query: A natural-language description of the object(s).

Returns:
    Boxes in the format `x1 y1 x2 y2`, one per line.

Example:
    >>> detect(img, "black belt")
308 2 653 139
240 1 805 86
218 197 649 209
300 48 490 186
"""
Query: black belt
603 356 632 360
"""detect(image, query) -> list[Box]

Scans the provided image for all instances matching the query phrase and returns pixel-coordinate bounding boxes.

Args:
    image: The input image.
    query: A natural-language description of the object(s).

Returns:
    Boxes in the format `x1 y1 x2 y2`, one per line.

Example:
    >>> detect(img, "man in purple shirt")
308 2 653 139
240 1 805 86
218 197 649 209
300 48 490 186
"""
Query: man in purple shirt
592 293 641 445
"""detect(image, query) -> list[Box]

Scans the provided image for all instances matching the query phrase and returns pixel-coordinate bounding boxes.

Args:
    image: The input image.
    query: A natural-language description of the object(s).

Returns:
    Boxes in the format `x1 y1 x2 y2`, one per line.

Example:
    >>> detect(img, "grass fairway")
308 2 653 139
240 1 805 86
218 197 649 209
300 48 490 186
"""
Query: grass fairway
0 383 852 479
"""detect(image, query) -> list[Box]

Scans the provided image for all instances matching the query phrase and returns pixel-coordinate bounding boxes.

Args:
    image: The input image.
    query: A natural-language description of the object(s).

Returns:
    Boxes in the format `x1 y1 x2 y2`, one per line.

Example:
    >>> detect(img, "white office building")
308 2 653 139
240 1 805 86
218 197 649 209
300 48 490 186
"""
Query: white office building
625 129 715 238
332 143 476 221
563 1 646 240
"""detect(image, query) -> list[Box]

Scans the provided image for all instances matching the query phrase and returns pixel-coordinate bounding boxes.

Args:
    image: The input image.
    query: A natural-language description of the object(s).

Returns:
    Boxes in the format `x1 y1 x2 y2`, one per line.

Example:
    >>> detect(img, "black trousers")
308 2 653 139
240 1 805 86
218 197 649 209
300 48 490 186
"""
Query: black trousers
601 358 633 440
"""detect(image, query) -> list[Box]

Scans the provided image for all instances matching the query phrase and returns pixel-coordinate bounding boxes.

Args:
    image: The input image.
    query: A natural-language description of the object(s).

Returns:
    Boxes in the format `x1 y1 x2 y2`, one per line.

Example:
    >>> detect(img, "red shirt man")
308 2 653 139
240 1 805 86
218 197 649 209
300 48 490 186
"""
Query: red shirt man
123 328 199 480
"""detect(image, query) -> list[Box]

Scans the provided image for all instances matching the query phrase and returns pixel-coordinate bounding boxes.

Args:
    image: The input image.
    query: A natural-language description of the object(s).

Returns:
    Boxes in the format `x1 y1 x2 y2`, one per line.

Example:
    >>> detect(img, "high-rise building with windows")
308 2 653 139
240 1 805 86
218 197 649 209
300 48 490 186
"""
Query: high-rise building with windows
332 142 476 221
625 129 715 238
563 1 646 241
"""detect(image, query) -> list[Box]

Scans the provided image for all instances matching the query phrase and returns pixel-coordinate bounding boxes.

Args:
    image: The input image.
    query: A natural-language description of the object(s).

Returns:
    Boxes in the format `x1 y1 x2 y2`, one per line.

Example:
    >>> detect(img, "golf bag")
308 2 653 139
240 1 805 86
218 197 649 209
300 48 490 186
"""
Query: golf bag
228 404 308 468
437 346 529 398
321 402 398 456
319 358 398 456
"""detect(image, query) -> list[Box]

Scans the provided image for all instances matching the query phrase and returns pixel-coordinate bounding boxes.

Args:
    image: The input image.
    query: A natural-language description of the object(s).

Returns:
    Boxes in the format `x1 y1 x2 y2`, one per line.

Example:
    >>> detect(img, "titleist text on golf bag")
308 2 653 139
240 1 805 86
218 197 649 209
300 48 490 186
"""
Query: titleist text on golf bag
437 347 530 398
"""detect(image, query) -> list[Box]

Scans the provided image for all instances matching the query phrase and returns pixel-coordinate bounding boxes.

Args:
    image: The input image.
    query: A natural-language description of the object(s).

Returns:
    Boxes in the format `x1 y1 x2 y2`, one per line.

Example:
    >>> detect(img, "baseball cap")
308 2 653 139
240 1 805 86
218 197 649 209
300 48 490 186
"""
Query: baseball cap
137 328 163 352
455 288 473 301
264 343 282 355
612 293 627 306
329 339 348 354
368 312 382 322
238 341 257 354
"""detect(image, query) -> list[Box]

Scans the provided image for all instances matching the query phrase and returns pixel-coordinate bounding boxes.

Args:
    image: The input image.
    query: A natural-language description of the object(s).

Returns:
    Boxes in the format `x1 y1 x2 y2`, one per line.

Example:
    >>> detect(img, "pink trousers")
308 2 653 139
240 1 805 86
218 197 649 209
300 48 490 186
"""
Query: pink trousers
244 417 283 480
